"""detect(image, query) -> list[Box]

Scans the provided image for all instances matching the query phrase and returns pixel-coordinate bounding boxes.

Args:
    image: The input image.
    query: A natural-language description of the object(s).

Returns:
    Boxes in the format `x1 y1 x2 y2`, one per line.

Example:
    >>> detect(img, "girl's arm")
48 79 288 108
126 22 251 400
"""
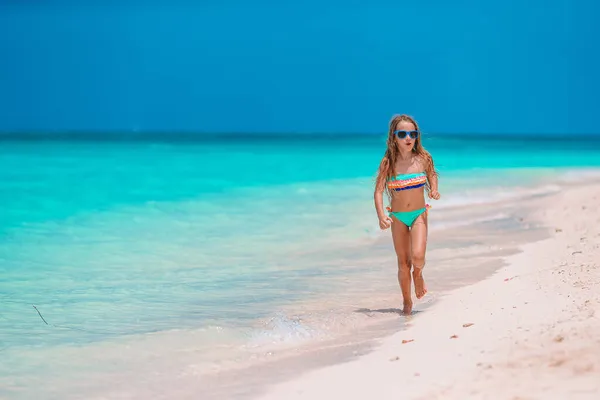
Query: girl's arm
424 156 440 199
374 158 393 228
374 175 387 219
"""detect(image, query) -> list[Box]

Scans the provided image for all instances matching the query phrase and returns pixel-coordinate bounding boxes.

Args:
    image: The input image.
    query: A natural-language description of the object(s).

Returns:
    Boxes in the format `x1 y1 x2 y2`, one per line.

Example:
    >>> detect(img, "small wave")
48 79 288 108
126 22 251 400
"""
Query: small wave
430 212 511 231
555 168 600 183
433 184 561 210
245 313 322 348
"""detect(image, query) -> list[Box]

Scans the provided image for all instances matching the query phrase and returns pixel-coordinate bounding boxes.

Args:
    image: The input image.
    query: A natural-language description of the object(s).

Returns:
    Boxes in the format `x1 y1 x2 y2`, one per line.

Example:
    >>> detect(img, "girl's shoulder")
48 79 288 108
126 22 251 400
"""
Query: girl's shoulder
413 154 428 168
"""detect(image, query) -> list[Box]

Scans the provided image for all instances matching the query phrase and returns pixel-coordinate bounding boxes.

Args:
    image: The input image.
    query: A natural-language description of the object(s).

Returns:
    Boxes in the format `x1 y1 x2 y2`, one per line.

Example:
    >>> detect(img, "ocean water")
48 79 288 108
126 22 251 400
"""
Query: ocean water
1 133 600 397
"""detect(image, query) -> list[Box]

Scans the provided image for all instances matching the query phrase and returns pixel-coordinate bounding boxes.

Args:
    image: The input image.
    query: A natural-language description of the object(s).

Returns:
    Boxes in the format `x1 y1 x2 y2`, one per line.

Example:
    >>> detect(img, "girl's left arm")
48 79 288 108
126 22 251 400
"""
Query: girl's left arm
425 157 440 200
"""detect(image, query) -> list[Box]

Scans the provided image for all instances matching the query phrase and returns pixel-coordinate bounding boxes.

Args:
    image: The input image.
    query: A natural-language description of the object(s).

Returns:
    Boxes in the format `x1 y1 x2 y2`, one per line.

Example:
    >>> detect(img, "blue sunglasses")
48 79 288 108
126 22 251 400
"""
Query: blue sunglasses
394 130 419 139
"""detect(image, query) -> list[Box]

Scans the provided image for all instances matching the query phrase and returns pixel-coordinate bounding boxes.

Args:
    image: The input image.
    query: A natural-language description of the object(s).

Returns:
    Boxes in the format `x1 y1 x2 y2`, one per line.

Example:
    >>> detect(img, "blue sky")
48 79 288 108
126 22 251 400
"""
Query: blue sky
0 1 598 134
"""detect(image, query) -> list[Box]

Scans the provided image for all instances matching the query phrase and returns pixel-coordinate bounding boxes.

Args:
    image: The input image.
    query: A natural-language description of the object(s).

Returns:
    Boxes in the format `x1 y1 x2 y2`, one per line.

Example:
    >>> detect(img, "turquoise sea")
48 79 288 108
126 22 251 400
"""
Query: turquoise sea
1 133 600 398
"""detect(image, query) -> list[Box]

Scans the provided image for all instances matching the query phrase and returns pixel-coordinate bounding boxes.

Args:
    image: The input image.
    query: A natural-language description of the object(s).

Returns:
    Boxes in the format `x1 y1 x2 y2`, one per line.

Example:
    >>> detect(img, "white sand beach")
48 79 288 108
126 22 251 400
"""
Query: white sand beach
258 183 600 399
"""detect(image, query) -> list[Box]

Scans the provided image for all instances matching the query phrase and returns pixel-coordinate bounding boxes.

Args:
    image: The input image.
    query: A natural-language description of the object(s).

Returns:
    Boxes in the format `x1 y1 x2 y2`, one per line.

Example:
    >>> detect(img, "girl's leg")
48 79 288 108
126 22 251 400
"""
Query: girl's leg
410 211 429 299
390 217 413 314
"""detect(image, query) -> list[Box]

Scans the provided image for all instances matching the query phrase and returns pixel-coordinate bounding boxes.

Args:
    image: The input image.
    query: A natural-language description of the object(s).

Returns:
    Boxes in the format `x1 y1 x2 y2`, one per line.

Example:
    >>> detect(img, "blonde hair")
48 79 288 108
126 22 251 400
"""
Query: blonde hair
375 114 438 199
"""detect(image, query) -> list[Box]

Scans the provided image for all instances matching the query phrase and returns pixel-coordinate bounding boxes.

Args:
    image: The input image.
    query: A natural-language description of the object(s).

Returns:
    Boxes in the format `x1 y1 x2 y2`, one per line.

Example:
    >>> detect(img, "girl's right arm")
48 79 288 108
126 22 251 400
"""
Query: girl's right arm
374 158 393 229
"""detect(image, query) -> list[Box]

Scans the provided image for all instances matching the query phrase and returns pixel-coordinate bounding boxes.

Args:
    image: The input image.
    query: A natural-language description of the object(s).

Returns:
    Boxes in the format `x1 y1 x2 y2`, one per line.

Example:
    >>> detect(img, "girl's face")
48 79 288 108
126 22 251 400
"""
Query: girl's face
393 120 418 152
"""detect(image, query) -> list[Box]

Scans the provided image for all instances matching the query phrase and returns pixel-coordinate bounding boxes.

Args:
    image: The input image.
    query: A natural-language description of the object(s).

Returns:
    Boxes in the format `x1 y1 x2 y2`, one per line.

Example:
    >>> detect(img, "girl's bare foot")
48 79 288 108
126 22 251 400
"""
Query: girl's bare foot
413 269 427 299
402 300 413 315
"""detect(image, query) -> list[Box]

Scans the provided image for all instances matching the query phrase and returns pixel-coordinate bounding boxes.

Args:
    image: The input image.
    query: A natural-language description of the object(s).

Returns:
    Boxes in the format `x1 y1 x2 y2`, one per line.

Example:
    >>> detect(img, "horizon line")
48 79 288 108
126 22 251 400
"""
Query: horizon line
1 130 600 139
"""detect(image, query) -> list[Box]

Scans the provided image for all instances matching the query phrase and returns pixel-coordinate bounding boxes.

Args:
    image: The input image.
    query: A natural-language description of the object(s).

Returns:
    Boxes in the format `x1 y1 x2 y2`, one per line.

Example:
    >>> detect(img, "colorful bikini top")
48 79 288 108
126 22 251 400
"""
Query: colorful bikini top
387 172 427 191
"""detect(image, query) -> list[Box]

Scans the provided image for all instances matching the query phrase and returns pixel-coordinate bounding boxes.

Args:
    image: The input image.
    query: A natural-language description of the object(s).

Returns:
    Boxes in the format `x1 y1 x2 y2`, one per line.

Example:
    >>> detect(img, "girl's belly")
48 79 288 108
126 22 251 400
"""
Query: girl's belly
390 189 426 212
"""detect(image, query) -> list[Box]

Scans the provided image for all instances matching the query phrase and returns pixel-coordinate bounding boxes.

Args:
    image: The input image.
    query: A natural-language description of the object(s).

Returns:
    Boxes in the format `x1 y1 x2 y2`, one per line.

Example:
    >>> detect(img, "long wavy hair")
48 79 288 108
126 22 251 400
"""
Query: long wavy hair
375 114 438 200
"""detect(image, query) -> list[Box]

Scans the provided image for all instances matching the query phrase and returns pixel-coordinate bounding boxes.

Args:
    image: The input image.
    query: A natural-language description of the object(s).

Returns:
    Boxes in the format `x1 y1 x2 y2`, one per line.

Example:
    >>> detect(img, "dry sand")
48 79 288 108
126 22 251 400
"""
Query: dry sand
258 184 600 399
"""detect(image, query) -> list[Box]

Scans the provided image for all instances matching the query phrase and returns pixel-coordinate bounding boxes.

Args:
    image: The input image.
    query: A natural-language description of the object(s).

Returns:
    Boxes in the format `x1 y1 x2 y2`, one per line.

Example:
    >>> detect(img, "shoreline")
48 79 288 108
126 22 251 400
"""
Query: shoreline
256 182 600 399
193 176 562 399
2 172 598 399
